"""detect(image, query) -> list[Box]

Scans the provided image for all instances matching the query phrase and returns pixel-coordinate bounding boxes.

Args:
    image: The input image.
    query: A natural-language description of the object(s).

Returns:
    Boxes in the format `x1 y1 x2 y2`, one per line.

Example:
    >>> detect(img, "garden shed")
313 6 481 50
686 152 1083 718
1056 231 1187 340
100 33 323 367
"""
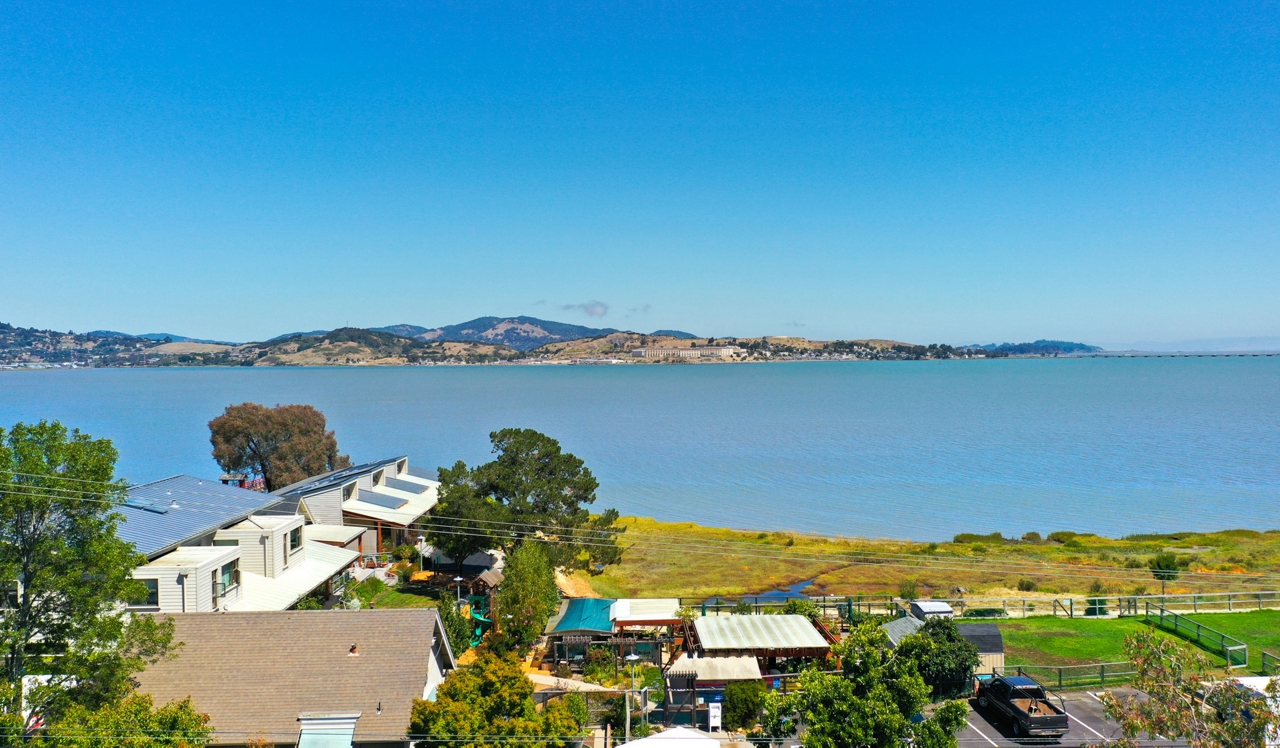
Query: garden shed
956 623 1005 674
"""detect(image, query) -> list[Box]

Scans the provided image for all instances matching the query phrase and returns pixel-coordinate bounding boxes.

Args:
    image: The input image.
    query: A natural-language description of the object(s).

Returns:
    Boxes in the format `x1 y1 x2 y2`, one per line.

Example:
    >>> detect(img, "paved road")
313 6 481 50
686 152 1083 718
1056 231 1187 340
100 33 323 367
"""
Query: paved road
960 688 1188 747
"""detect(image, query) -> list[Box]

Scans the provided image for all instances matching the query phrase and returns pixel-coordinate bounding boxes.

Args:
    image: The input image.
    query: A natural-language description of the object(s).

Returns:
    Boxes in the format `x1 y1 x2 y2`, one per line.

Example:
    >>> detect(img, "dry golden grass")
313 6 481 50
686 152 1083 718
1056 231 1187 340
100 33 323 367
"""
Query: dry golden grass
588 517 1280 600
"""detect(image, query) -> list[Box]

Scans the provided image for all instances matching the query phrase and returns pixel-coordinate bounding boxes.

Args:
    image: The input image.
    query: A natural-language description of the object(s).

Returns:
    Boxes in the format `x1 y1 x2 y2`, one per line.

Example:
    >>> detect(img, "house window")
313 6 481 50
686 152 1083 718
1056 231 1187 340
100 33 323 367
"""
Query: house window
129 579 159 607
289 527 302 552
342 482 356 501
373 469 384 486
215 560 239 597
213 539 238 547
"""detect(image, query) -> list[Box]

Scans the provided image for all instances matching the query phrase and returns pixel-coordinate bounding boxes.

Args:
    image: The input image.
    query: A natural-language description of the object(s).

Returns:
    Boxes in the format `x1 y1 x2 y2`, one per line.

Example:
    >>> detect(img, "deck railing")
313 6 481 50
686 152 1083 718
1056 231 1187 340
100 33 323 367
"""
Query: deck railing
1262 651 1280 675
997 662 1136 690
685 589 1280 620
1144 602 1248 669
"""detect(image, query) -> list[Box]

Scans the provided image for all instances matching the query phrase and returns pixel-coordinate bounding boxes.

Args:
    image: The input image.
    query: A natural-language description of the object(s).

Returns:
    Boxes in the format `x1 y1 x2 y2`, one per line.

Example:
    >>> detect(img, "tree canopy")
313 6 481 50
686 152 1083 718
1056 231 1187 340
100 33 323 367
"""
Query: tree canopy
760 624 968 748
428 429 623 572
1098 629 1278 748
0 420 206 742
493 541 561 651
38 693 212 748
894 617 981 697
409 647 586 748
208 403 350 491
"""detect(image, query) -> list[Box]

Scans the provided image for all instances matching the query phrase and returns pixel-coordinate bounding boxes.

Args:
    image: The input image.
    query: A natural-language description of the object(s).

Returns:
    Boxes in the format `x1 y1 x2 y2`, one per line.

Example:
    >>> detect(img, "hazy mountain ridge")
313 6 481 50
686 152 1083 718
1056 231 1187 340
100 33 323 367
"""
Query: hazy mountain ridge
374 316 621 351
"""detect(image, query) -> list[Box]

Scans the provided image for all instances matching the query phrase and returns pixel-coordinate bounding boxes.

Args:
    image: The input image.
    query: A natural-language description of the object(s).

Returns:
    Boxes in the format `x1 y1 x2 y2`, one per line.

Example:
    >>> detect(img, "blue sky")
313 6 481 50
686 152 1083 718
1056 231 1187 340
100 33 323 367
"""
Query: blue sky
2 1 1277 346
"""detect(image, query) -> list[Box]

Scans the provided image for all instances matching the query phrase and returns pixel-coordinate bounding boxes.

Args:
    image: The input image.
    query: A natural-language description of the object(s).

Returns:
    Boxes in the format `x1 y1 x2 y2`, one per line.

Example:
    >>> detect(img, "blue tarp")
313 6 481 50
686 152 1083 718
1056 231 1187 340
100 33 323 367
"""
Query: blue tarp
550 597 616 634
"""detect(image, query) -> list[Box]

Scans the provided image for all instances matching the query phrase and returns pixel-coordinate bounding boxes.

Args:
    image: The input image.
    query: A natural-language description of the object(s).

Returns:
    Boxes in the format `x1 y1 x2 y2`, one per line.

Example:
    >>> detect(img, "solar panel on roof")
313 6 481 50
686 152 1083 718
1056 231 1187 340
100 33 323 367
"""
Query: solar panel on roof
384 477 428 495
357 490 408 510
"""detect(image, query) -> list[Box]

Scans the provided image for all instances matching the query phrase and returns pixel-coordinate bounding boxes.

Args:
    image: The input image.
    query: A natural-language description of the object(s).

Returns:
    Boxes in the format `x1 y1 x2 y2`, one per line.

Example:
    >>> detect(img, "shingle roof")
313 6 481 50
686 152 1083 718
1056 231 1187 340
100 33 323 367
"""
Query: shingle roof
957 623 1005 654
133 610 449 745
119 476 282 558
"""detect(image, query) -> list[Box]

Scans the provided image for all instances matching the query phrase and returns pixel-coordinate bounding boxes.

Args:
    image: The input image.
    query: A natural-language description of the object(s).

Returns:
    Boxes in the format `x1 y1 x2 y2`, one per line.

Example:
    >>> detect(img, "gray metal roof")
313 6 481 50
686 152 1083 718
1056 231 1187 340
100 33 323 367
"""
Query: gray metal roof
693 614 829 651
274 457 405 498
118 475 283 558
881 615 925 646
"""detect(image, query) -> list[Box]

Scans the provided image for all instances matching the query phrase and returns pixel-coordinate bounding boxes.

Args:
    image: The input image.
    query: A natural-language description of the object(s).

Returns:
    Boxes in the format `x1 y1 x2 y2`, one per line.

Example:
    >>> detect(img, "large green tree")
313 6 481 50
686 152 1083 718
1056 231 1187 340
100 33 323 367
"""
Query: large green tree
494 541 562 650
38 692 211 748
409 648 585 748
0 421 187 738
428 429 623 572
894 617 981 697
208 403 350 491
760 624 968 748
1097 629 1278 748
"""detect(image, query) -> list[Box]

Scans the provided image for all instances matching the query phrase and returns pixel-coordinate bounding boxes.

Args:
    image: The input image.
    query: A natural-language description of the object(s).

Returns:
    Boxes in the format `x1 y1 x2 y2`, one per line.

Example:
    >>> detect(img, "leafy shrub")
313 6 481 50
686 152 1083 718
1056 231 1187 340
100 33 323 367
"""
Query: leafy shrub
781 599 820 621
393 544 418 562
953 532 1003 544
295 595 324 610
1047 531 1078 543
732 600 754 615
724 680 766 731
898 579 918 601
1016 578 1037 592
583 646 614 680
1021 531 1042 542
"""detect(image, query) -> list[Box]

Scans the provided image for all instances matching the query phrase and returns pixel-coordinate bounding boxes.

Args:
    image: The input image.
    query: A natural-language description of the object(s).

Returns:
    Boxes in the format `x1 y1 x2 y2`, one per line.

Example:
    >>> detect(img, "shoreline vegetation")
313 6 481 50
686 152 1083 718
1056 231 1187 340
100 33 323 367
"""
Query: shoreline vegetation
574 516 1280 601
1 319 1099 368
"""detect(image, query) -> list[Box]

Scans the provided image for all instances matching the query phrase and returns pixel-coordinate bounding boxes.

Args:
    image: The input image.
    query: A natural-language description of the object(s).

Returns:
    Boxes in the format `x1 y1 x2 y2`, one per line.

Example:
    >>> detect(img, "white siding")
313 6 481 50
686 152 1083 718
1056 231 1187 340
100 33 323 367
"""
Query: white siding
300 485 347 525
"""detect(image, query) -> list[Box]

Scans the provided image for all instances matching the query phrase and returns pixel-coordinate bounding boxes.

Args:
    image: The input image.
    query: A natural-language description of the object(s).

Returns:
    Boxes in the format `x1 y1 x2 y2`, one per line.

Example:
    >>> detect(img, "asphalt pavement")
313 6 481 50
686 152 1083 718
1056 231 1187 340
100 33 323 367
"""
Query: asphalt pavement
960 688 1188 747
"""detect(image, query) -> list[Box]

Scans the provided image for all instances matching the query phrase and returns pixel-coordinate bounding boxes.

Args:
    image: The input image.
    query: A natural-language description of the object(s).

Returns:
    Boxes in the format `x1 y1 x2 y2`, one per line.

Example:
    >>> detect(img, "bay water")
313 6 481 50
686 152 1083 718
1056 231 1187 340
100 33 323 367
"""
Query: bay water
1 358 1276 541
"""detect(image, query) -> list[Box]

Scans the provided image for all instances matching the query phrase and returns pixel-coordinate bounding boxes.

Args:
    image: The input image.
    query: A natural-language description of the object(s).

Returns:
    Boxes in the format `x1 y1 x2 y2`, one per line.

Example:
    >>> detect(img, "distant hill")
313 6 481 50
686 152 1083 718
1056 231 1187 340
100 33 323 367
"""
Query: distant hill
246 327 519 365
377 316 620 351
974 340 1100 355
89 330 238 345
651 329 697 339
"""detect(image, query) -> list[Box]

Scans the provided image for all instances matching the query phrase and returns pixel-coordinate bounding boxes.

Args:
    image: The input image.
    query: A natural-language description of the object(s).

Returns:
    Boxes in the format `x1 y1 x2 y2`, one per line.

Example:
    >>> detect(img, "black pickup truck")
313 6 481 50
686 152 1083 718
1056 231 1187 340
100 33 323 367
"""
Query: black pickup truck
976 674 1070 739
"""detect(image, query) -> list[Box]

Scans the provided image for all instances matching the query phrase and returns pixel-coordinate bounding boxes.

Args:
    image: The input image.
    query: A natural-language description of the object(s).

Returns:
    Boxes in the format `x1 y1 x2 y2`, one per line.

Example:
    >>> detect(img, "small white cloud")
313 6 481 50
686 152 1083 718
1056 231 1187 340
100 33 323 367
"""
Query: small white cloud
532 299 547 307
561 301 609 318
627 304 653 314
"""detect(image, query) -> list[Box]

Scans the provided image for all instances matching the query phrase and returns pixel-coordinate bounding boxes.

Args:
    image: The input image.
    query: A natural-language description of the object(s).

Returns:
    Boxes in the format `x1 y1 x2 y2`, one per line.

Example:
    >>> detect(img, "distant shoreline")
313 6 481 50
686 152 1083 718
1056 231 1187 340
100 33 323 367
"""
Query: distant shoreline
4 349 1279 372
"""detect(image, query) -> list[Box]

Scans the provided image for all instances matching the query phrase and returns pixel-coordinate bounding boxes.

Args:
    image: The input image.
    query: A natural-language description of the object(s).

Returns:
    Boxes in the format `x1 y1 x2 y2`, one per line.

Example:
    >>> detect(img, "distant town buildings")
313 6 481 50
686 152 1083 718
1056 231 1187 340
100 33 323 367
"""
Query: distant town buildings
631 346 744 360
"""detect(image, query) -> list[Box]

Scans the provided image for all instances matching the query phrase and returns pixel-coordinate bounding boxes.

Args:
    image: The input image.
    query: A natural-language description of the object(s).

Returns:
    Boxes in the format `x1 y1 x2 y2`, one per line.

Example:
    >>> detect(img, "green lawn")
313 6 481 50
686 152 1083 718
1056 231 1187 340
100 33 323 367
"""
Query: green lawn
1000 616 1159 666
1177 610 1280 672
351 577 442 609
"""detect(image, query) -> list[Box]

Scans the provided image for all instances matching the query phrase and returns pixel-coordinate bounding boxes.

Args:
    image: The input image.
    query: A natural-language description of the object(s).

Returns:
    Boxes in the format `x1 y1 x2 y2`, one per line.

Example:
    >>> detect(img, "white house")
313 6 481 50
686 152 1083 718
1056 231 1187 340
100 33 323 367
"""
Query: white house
120 476 359 613
272 457 440 556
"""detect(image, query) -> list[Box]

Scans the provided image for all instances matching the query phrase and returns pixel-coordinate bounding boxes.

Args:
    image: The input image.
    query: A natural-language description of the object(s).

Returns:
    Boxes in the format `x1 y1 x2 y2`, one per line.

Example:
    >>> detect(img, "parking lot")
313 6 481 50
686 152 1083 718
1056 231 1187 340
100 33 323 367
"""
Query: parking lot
961 688 1189 747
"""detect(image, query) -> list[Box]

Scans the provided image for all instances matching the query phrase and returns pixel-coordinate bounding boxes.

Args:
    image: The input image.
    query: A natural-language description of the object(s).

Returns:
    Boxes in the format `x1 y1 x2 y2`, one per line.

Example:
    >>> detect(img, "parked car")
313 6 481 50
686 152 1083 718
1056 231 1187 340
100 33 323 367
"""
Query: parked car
976 674 1070 739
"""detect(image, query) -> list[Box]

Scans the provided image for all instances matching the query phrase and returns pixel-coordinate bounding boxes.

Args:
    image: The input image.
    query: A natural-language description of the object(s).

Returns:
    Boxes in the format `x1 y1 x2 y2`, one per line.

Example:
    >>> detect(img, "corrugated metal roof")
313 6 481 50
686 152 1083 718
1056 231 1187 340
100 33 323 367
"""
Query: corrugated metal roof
693 614 829 651
610 598 681 624
118 475 282 558
881 615 925 646
667 654 761 681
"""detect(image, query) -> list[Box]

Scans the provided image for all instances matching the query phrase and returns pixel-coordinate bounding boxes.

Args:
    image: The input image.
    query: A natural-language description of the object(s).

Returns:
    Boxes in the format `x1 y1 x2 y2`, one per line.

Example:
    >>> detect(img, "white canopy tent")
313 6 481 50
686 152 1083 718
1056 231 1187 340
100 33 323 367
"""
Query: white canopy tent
619 726 721 747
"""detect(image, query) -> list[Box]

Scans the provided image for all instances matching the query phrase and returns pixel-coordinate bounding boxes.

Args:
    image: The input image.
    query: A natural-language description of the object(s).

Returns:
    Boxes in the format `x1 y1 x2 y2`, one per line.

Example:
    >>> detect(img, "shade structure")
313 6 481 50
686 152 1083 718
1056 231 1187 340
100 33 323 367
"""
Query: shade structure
619 726 720 747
